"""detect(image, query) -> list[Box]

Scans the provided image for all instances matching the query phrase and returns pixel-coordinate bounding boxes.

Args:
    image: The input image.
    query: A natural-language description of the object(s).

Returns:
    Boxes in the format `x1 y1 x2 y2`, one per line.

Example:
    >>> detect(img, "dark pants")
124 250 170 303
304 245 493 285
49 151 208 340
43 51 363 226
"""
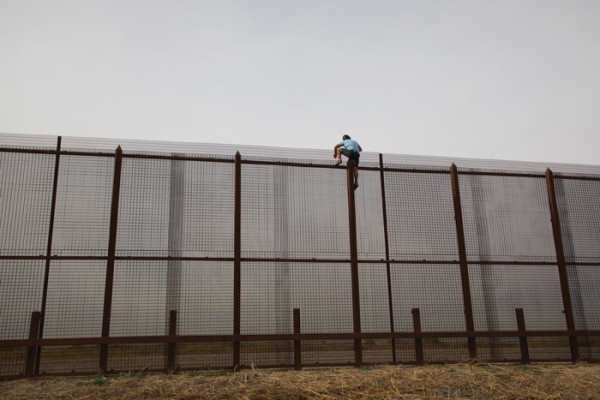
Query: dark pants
340 148 360 166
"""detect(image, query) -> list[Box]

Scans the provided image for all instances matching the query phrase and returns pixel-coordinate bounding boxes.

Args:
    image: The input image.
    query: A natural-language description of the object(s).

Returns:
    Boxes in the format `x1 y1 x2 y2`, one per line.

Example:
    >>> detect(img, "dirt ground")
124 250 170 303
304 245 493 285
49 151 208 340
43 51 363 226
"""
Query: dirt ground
1 362 599 400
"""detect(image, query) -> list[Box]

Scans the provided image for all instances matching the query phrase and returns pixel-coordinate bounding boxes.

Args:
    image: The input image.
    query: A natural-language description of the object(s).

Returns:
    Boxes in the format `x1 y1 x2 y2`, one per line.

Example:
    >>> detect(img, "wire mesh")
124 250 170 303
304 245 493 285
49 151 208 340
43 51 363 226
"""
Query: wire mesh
554 177 600 263
241 164 349 259
51 155 114 257
390 264 466 332
0 260 45 340
42 260 106 339
383 171 458 262
0 152 55 256
459 174 556 263
2 135 600 376
38 345 100 375
468 264 566 362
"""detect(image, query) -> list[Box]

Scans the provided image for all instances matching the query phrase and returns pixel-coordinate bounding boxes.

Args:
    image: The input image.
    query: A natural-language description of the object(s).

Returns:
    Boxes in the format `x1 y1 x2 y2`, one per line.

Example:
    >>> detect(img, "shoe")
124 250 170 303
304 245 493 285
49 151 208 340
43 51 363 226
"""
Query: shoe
335 159 342 166
354 183 359 190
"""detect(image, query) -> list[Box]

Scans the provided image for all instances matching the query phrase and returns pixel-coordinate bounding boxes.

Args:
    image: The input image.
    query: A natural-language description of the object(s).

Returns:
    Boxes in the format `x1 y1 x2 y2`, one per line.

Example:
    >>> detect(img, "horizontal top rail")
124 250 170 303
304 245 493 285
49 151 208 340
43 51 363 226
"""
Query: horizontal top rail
2 145 600 180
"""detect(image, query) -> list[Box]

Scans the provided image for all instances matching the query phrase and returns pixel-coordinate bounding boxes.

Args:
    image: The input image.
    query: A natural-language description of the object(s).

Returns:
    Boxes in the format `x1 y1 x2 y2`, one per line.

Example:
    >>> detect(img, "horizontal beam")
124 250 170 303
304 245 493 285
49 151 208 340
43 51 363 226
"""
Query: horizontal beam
2 330 599 348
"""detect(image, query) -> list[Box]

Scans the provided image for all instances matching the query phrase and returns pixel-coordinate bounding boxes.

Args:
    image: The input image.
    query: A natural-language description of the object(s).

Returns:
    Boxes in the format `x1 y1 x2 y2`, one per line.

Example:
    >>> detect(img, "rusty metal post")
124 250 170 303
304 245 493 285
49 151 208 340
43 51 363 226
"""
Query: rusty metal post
233 151 242 370
25 311 41 377
99 146 123 373
545 169 579 362
412 308 424 365
515 308 530 364
36 136 62 374
450 164 477 359
293 308 301 370
379 154 397 364
346 160 362 367
167 310 178 372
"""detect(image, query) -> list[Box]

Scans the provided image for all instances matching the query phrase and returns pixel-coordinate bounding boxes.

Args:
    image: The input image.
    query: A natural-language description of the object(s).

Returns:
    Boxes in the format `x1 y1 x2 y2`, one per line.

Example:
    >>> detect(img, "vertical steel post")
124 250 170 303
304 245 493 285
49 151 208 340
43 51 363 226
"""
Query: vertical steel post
36 136 62 374
450 164 477 359
99 146 123 373
412 308 424 365
545 169 579 362
167 310 177 372
233 151 242 370
25 312 41 377
515 308 530 364
293 308 301 370
379 154 397 364
346 160 362 367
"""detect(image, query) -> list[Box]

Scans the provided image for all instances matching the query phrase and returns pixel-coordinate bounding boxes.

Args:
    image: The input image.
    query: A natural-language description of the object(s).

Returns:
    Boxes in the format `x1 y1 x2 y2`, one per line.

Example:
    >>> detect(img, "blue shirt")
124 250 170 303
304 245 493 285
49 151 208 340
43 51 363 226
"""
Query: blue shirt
339 139 361 152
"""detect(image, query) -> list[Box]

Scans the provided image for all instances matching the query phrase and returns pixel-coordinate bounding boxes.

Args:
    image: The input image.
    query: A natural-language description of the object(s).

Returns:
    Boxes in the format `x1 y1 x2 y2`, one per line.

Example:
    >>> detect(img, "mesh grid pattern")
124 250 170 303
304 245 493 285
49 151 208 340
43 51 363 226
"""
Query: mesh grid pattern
42 261 106 338
38 345 100 375
555 177 600 263
2 135 600 375
241 262 353 335
469 264 566 331
567 265 600 331
384 172 458 261
116 158 235 258
241 165 349 259
51 155 114 257
390 264 466 332
0 152 54 256
177 262 233 336
111 261 168 337
0 260 44 340
459 174 556 262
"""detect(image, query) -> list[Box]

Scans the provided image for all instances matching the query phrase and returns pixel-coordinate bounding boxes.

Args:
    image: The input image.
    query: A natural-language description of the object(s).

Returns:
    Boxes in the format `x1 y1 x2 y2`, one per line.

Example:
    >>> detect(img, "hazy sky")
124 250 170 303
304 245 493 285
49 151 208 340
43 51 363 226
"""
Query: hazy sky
1 0 599 164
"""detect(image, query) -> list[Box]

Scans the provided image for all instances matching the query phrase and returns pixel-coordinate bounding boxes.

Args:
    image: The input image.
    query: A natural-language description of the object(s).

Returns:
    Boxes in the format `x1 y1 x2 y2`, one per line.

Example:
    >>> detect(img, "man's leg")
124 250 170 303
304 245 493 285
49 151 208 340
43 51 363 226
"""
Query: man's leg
335 148 343 165
353 167 359 190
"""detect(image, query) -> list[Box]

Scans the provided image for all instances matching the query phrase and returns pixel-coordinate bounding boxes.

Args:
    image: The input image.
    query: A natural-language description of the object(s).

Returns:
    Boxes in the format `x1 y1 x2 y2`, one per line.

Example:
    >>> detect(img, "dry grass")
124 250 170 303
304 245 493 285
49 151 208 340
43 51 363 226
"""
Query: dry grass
1 362 599 400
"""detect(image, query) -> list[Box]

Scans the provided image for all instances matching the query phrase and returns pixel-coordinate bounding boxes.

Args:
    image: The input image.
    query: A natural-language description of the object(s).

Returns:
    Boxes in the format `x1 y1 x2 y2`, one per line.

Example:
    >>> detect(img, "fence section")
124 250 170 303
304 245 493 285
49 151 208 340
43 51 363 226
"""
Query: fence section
1 136 600 377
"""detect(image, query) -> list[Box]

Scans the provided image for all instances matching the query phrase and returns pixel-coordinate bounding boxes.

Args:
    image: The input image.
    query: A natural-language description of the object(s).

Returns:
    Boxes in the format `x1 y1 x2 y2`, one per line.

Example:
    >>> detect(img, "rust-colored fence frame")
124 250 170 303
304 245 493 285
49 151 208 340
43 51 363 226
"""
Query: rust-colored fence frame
1 141 600 378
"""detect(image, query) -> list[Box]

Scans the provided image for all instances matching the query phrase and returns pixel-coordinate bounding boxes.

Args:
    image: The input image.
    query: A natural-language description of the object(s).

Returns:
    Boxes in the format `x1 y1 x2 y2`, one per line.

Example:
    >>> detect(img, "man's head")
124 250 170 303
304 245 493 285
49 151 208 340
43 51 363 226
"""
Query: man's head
342 134 351 140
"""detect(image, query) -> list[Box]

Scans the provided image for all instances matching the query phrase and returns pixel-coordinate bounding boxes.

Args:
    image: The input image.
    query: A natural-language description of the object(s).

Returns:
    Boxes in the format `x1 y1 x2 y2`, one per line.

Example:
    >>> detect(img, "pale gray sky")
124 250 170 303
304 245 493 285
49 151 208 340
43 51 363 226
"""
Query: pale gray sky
1 0 599 164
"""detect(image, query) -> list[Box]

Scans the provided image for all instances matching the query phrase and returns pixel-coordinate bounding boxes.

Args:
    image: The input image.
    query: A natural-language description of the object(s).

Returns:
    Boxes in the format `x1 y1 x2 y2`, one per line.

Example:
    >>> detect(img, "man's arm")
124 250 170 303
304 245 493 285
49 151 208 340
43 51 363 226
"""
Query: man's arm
358 145 363 152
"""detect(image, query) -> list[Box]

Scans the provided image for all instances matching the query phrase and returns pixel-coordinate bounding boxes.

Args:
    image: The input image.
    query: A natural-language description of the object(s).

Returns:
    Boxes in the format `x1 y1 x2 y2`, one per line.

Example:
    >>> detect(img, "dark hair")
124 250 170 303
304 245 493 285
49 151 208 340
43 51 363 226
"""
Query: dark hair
342 134 351 140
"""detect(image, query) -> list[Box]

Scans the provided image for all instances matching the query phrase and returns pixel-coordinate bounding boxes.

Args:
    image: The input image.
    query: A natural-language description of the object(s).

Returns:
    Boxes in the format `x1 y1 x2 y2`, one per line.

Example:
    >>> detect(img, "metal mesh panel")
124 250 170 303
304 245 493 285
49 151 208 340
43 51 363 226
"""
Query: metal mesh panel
355 171 386 260
2 135 600 375
241 262 353 334
178 342 233 370
469 264 566 361
384 172 458 261
177 262 234 336
42 261 106 338
51 155 114 257
301 340 355 366
555 177 600 263
459 174 556 262
0 260 44 340
107 344 166 373
241 165 349 259
38 345 100 375
117 157 235 258
469 264 566 331
0 152 54 256
528 337 572 361
0 348 26 377
390 264 466 332
0 259 44 376
567 265 600 331
423 339 470 362
110 261 168 337
116 158 170 256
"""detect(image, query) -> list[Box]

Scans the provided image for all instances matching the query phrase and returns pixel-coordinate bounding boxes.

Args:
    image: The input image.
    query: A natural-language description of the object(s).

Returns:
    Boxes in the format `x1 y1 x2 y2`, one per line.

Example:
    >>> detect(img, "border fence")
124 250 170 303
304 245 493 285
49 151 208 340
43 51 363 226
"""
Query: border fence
1 134 599 378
